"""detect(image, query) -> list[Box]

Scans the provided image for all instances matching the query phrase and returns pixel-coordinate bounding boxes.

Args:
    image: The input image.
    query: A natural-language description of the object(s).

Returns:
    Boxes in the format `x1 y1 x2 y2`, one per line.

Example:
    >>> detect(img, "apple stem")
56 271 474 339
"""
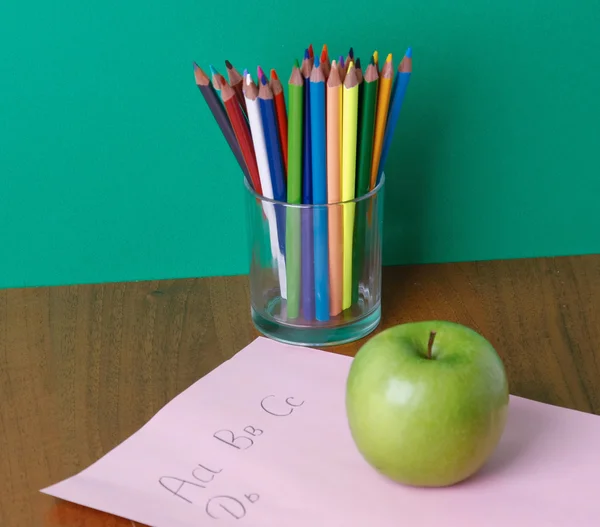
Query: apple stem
427 331 437 360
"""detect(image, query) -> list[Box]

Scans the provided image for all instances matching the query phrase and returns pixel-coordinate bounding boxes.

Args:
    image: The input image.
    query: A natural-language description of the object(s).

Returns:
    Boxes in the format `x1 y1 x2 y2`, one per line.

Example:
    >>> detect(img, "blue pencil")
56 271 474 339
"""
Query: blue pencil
377 47 412 184
309 58 330 322
258 74 287 256
301 50 315 321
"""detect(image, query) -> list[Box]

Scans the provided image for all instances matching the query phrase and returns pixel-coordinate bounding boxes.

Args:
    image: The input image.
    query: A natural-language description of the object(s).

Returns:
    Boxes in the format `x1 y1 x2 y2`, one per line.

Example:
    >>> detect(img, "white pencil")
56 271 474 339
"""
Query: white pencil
244 73 287 299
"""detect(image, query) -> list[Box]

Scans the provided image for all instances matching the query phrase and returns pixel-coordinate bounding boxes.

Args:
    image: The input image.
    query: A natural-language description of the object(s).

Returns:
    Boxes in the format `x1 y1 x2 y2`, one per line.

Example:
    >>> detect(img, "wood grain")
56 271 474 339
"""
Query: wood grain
1 255 599 526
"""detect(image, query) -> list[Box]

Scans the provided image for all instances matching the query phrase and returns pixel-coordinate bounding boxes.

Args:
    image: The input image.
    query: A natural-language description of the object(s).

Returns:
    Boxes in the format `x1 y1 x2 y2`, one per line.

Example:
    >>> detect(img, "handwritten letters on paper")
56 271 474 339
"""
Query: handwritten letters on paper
158 394 304 521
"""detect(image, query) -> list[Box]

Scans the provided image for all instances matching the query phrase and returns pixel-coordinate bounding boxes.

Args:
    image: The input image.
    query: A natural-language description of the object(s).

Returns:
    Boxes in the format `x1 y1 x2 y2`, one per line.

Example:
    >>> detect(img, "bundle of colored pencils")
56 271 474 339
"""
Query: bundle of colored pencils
194 44 412 323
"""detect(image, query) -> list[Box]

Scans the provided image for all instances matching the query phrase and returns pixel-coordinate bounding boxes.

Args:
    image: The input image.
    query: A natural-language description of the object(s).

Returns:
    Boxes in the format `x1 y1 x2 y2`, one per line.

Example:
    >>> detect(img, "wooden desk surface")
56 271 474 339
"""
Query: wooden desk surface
1 255 599 526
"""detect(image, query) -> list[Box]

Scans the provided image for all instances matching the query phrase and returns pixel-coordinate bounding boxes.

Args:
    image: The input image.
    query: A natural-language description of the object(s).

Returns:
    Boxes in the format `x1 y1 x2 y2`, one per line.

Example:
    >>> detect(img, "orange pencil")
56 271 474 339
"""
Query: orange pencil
326 60 343 316
220 81 262 194
369 53 393 189
270 69 288 174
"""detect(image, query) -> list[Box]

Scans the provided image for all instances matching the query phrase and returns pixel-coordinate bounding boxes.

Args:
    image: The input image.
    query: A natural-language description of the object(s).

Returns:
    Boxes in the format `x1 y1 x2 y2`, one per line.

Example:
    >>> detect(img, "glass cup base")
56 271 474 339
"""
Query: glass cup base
251 303 381 347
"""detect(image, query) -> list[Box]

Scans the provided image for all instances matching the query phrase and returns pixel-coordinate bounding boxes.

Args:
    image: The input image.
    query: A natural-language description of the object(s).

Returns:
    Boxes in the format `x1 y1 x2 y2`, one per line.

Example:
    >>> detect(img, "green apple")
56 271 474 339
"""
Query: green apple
345 320 509 487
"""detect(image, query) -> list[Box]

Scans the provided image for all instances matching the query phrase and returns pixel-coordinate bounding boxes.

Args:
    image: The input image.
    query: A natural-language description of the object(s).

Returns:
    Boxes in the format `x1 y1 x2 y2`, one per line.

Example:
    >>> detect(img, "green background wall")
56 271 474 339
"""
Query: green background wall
1 1 599 289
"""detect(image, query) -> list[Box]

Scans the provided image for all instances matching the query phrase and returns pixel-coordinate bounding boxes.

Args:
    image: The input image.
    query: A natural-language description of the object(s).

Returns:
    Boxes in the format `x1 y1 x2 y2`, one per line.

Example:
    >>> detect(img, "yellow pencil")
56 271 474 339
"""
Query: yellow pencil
339 62 344 183
369 53 393 189
341 62 359 309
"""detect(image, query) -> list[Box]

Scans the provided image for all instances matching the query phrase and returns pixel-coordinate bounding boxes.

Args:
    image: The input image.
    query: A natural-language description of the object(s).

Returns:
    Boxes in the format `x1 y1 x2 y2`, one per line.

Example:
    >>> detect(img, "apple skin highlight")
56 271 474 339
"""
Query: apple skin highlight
345 320 509 487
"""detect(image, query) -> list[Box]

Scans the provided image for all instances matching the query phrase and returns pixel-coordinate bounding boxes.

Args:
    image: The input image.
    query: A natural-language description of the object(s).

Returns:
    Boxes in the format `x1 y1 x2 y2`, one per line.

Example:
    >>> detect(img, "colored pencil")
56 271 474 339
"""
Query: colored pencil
346 46 354 65
286 62 304 319
373 51 379 74
258 76 287 256
220 80 262 193
287 63 304 205
225 60 247 115
338 61 344 171
352 61 379 303
338 56 346 82
355 61 378 197
270 69 288 174
377 48 412 183
301 50 315 320
320 44 331 79
355 57 364 159
355 57 363 85
257 65 266 85
369 53 393 189
308 44 314 59
326 60 343 316
210 65 224 90
310 59 330 322
244 73 287 299
193 63 250 183
341 63 359 310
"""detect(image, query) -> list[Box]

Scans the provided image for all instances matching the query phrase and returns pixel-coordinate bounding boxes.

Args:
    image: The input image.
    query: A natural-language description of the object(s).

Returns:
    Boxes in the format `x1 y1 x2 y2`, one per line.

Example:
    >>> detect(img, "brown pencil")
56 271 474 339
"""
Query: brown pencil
193 63 249 182
225 60 247 115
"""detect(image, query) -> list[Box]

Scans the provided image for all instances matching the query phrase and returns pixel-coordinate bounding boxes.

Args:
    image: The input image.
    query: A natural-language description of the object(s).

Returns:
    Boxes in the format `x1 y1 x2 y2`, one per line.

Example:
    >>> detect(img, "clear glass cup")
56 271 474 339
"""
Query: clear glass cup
244 175 385 346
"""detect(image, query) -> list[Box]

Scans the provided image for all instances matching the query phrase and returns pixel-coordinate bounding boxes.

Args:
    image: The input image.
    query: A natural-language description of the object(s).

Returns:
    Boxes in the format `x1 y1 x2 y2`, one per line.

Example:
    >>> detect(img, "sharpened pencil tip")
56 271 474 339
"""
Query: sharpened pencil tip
225 59 233 69
369 56 374 65
304 48 310 60
314 56 320 68
294 58 300 68
209 65 218 77
348 47 354 59
308 44 314 58
243 68 249 78
406 47 412 58
355 57 361 69
339 55 345 67
260 75 268 86
270 69 278 80
385 53 392 63
257 65 265 80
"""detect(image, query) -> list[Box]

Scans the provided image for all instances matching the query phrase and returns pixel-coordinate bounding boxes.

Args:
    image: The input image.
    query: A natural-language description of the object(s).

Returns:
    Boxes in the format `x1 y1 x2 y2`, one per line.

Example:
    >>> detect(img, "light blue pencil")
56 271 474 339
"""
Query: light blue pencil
377 47 412 184
309 58 330 322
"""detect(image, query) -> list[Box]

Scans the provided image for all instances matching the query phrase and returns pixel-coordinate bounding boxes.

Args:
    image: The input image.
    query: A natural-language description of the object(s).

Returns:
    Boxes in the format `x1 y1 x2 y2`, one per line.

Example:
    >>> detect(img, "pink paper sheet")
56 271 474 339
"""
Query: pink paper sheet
42 337 600 526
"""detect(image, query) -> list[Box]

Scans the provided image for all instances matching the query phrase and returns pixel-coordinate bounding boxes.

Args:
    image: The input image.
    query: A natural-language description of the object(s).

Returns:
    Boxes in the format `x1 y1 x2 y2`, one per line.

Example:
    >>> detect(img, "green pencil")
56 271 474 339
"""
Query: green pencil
286 62 303 319
352 61 379 303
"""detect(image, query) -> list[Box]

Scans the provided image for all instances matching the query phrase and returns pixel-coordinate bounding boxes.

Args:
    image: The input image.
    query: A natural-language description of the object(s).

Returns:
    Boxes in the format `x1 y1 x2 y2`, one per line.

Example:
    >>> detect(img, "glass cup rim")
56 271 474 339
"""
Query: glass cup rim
243 173 385 208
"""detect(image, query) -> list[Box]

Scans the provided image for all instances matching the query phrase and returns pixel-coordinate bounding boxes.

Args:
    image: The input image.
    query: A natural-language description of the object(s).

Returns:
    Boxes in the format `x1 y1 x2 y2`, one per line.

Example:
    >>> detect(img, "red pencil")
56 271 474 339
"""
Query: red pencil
308 43 314 59
270 69 288 175
220 81 262 193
